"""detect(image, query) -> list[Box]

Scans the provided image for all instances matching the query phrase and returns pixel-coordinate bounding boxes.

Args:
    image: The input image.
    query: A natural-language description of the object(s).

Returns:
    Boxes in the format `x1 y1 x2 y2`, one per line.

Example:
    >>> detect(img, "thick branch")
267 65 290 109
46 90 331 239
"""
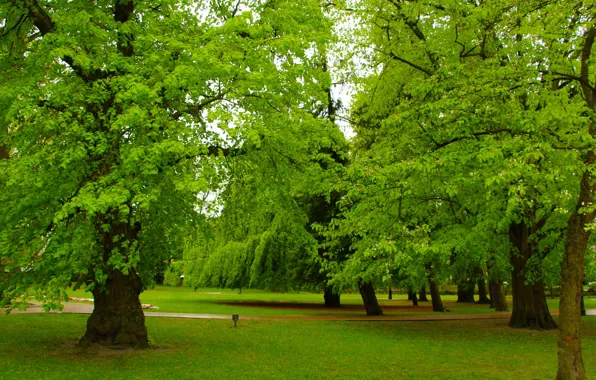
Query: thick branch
9 0 111 82
114 0 134 57
580 26 596 107
384 50 433 76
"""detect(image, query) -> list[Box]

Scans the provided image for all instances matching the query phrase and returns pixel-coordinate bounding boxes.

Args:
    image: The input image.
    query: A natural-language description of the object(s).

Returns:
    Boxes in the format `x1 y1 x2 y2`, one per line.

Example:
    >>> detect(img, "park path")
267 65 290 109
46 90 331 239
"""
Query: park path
3 302 596 321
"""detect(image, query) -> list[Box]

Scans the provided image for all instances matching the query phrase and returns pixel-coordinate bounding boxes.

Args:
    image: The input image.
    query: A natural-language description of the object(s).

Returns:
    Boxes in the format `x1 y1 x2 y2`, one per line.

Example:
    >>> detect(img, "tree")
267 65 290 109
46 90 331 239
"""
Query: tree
0 0 331 347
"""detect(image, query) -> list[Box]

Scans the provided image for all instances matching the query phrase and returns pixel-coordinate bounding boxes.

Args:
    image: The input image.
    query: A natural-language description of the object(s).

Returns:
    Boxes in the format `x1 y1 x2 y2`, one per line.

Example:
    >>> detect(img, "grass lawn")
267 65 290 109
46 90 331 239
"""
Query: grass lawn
1 313 596 379
67 285 596 317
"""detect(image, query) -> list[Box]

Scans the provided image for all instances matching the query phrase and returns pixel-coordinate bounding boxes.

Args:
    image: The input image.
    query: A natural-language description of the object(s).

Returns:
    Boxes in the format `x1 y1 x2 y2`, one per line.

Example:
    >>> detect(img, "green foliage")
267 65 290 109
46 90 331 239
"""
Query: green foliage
163 261 184 287
320 0 593 294
0 0 334 310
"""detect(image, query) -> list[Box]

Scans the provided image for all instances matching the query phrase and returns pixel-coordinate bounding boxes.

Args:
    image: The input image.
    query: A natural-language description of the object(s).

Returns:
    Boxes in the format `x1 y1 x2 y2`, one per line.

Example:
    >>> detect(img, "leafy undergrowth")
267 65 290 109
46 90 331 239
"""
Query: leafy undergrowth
66 286 596 317
1 314 595 379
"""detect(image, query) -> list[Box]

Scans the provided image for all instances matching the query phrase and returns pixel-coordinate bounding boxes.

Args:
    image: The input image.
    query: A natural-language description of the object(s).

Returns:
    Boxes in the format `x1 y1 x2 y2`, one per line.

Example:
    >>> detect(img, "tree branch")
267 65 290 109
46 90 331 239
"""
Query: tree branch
580 25 596 107
433 128 513 150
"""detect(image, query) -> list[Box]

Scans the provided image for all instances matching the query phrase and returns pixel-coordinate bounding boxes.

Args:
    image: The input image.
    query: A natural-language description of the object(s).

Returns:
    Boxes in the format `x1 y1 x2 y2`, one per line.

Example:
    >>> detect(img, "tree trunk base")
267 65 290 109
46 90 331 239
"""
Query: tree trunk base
358 281 383 316
79 270 148 348
324 287 341 308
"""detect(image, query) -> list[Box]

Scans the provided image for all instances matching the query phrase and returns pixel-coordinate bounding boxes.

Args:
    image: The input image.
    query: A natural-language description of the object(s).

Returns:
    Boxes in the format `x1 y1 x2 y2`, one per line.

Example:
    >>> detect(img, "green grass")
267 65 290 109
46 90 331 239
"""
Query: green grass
1 313 596 379
66 285 596 317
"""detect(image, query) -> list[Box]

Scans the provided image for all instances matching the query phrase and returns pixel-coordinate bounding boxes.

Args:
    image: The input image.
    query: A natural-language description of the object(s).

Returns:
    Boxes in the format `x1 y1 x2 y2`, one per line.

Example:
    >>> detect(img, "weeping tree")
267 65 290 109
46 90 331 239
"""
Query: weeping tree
0 0 332 347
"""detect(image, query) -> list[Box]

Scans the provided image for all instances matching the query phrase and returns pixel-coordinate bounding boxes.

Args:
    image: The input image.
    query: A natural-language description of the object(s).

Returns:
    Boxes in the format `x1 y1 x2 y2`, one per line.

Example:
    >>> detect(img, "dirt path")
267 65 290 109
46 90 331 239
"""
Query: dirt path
3 302 595 321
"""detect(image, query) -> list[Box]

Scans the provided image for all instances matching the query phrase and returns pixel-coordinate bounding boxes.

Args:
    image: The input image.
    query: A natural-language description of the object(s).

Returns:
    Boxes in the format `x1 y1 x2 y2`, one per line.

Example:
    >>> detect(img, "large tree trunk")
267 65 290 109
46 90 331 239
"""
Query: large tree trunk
79 269 148 348
324 287 340 308
556 168 595 380
407 290 414 300
476 277 491 304
388 288 392 300
418 287 429 302
79 219 148 348
509 221 557 329
457 281 475 303
489 280 508 312
358 281 383 316
426 264 445 312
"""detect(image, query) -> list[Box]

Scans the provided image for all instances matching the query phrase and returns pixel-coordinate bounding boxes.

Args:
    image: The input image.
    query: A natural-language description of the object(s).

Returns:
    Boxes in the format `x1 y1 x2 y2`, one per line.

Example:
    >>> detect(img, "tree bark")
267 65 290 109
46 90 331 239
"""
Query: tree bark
79 218 148 348
555 25 596 380
0 145 8 160
426 264 444 312
388 288 392 300
509 221 557 329
358 281 383 316
324 287 340 308
489 280 508 312
457 281 475 303
79 269 148 348
411 291 418 306
476 277 491 304
407 290 414 300
418 287 429 302
556 169 595 379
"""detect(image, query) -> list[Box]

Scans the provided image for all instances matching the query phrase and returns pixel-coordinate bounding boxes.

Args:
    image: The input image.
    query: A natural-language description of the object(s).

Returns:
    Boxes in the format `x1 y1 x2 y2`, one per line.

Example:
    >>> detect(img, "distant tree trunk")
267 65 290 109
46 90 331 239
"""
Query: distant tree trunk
489 280 508 312
411 291 418 306
324 287 340 308
407 290 414 300
476 277 491 304
457 281 475 303
79 219 148 348
426 265 445 312
358 281 383 316
489 280 495 308
418 287 429 302
509 221 557 329
388 288 392 300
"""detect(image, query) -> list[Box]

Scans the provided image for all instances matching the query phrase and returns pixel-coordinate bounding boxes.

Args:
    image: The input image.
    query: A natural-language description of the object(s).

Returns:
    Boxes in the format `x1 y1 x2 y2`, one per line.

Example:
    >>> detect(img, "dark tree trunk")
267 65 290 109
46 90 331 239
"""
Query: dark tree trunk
411 291 418 306
407 290 414 300
489 279 495 308
476 277 491 304
358 281 383 316
0 145 8 160
557 166 595 380
418 287 429 302
457 281 475 303
79 269 148 348
509 221 557 330
489 280 508 312
388 288 392 300
324 287 340 308
79 219 148 348
428 276 445 312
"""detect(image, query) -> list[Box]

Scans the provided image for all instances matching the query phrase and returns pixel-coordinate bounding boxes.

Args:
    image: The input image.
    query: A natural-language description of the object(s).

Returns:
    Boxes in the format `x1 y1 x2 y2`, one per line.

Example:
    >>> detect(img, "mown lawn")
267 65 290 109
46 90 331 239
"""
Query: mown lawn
67 285 596 317
1 313 595 379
